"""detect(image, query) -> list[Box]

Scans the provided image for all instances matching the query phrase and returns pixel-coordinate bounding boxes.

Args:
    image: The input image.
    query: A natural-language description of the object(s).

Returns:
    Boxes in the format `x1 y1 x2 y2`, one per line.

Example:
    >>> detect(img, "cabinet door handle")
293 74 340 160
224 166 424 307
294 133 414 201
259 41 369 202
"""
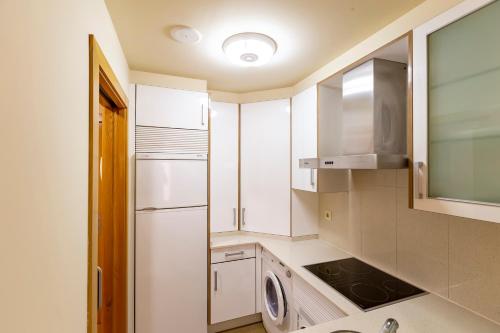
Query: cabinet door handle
201 104 205 126
415 161 424 199
97 266 103 310
214 270 218 292
233 208 237 226
310 169 315 187
242 208 246 226
225 251 245 257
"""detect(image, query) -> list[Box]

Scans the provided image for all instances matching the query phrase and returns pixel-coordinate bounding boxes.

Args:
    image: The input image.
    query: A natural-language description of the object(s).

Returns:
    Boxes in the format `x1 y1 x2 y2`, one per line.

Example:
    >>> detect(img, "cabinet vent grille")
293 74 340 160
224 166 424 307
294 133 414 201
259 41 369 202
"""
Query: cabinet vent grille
136 125 208 154
293 275 346 324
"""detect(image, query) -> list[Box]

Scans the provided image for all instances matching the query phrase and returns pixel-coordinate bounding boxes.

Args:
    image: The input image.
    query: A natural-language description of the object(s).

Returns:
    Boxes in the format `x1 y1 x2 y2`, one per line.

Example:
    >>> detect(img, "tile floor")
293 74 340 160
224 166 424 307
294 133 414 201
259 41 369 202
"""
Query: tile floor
224 323 267 333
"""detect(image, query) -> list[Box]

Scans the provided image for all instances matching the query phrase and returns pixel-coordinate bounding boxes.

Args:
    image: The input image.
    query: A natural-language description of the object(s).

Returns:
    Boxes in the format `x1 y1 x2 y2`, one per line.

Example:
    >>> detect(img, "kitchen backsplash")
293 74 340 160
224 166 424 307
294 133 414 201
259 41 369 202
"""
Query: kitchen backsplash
319 169 500 324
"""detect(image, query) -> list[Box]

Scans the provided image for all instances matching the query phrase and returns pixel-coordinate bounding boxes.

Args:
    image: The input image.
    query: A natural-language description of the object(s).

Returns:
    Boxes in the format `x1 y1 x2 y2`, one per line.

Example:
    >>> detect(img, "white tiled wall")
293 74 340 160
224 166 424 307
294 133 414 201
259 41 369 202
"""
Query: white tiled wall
319 169 500 324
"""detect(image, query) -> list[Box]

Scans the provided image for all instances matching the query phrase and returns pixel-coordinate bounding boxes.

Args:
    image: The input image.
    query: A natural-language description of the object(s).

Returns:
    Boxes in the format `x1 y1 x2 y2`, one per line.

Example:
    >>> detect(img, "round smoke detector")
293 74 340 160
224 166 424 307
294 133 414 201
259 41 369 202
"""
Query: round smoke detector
170 25 202 44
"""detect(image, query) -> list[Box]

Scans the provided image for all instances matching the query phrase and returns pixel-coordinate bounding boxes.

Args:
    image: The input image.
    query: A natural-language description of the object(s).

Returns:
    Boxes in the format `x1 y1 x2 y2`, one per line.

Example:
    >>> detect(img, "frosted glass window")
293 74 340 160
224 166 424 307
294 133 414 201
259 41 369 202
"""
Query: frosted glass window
427 0 500 204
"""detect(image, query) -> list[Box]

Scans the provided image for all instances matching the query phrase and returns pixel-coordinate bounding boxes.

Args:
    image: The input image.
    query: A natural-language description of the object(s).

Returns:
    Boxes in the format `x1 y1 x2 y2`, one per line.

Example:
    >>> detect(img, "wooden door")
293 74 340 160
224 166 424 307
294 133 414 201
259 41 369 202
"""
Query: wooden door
97 94 127 333
97 95 115 333
88 35 128 333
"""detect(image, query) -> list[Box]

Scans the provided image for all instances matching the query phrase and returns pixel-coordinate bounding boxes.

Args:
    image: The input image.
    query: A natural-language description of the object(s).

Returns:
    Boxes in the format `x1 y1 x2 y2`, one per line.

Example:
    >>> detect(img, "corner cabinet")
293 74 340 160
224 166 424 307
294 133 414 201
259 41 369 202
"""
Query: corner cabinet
136 85 209 130
240 99 291 236
413 0 500 223
210 101 239 233
291 85 348 193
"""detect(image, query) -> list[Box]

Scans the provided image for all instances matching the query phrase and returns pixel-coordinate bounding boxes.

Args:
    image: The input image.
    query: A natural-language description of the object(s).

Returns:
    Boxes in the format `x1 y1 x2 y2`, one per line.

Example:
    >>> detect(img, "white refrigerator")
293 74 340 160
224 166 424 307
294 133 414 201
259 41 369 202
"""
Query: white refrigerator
135 153 207 333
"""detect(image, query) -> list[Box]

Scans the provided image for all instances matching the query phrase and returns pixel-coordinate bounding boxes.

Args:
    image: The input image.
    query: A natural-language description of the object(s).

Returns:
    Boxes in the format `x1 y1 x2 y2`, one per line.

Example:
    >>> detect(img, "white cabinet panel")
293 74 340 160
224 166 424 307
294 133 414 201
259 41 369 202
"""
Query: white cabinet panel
210 102 239 232
240 99 291 236
135 157 207 210
291 85 348 194
211 258 256 324
211 244 255 264
136 85 208 130
136 207 207 333
292 86 318 192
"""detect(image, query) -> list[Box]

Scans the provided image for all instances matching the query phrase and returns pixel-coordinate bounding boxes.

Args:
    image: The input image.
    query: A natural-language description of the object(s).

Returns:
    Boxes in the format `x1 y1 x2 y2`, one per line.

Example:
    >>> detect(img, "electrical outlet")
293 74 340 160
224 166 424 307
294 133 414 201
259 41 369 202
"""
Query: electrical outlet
324 210 332 222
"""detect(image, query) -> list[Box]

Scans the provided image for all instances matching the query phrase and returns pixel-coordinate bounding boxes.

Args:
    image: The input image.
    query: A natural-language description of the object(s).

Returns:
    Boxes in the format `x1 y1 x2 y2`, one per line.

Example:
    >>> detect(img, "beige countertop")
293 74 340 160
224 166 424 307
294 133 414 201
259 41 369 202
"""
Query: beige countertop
210 233 500 333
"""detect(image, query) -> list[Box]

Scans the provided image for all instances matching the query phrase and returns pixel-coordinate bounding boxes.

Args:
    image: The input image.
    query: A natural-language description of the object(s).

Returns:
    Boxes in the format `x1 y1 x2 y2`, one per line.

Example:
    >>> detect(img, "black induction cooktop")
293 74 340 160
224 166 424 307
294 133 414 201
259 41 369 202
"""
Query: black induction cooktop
304 258 425 311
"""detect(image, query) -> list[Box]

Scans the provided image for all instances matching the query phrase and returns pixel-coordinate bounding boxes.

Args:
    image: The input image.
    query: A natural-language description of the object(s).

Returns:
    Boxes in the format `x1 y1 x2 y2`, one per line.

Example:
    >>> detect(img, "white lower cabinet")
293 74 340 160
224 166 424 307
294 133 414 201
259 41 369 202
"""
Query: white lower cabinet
211 249 256 324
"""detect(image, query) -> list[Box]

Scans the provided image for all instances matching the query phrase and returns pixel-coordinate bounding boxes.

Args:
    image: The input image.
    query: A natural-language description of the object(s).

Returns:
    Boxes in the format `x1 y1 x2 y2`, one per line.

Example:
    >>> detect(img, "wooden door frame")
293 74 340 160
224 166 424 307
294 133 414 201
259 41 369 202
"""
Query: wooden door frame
88 35 129 333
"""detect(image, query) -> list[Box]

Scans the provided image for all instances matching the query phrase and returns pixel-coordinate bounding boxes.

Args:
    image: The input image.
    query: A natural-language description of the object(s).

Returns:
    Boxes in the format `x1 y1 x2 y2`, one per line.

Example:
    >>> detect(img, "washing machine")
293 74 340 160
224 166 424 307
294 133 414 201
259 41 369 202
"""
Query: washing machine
261 249 295 333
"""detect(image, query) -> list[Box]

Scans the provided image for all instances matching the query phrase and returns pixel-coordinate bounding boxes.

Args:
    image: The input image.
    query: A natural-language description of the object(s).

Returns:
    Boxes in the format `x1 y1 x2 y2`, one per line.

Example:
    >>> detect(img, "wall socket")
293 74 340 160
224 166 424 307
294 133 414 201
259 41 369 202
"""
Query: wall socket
324 210 332 222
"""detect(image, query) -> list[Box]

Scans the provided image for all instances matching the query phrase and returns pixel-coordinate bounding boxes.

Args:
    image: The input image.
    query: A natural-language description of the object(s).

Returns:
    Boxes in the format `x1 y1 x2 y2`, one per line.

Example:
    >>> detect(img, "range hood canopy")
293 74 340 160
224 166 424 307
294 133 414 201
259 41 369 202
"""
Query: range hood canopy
301 58 408 170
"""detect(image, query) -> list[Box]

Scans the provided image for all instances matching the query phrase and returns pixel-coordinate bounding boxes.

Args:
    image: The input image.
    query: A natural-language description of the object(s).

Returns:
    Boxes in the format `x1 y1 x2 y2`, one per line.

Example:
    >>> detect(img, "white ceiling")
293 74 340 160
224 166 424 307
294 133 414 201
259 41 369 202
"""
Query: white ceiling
105 0 424 93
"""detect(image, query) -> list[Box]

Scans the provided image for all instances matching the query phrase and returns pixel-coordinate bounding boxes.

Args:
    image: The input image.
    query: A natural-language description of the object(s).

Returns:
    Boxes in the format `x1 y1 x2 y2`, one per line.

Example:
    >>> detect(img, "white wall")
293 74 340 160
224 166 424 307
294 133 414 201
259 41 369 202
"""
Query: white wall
0 1 129 332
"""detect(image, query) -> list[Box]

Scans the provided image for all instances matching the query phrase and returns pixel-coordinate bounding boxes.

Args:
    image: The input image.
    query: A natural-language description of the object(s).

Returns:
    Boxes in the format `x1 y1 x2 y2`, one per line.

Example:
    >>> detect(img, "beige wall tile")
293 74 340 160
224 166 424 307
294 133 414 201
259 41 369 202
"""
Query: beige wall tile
351 170 397 190
396 188 449 297
291 190 319 237
396 169 409 188
348 190 363 257
319 192 361 256
360 186 397 273
449 217 500 323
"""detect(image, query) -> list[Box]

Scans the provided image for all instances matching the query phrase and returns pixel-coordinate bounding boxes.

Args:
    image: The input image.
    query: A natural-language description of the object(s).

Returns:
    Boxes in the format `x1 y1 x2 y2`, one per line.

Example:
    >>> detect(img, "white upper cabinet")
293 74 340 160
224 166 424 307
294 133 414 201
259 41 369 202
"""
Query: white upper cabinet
291 84 348 193
136 85 209 130
210 101 239 233
240 99 291 236
292 86 318 192
413 0 500 223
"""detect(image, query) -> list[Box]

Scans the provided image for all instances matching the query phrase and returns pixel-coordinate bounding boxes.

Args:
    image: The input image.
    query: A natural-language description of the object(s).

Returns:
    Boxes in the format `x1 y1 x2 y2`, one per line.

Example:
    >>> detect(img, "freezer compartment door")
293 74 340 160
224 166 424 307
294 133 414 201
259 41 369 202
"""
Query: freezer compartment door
135 207 208 333
136 158 207 210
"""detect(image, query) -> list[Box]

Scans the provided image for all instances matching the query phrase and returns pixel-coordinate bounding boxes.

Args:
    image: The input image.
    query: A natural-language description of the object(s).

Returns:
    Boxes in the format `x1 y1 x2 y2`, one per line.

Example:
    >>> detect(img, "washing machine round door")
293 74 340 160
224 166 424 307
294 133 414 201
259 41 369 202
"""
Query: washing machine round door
264 271 287 325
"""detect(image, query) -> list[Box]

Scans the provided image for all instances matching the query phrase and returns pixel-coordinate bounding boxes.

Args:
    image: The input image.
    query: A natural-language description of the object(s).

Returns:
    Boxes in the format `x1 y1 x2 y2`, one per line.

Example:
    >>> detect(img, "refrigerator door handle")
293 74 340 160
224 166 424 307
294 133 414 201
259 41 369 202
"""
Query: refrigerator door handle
201 104 205 126
233 208 237 226
140 207 160 211
214 270 218 292
241 208 246 226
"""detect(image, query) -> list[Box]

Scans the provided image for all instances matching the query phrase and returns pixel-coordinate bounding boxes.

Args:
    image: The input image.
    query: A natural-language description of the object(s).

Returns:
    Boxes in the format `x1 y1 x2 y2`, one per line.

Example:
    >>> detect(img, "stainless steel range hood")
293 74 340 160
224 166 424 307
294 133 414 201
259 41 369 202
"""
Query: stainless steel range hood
301 58 408 170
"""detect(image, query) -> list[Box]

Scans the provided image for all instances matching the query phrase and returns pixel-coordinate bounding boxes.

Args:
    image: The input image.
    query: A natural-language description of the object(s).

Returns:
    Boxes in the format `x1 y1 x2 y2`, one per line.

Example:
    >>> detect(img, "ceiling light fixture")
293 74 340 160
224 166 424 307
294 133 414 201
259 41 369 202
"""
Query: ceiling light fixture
170 25 202 44
222 32 277 67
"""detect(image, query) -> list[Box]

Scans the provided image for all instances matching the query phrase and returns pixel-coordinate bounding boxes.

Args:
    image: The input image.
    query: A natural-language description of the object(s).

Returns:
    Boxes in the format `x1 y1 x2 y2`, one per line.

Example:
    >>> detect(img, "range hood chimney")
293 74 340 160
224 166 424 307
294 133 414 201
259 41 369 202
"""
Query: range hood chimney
301 58 408 170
